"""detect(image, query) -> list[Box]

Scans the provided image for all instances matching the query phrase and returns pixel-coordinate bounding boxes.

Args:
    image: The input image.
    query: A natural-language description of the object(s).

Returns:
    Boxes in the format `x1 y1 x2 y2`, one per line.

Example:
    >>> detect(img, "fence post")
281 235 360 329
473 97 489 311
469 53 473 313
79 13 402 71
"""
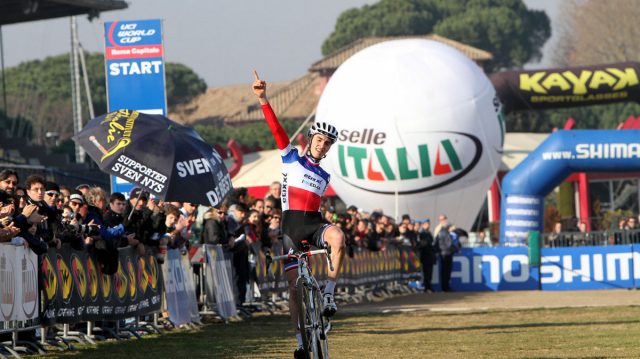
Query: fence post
528 231 541 290
528 231 541 267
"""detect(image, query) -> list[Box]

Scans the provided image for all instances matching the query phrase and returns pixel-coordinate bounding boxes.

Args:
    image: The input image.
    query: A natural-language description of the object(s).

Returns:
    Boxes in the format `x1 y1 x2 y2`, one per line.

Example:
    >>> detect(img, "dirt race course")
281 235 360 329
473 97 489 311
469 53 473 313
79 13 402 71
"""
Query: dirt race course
343 289 640 314
51 289 640 359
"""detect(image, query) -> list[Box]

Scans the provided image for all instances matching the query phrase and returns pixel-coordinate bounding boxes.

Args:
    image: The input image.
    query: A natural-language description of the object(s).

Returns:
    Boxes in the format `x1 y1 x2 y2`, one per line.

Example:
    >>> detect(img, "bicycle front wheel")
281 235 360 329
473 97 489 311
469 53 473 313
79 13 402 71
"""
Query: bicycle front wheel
296 278 313 359
313 289 330 359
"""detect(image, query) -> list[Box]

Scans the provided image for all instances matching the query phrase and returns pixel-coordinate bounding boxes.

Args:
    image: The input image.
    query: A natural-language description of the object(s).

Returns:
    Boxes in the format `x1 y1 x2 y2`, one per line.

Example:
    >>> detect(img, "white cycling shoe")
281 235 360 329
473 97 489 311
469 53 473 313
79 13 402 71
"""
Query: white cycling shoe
322 293 337 317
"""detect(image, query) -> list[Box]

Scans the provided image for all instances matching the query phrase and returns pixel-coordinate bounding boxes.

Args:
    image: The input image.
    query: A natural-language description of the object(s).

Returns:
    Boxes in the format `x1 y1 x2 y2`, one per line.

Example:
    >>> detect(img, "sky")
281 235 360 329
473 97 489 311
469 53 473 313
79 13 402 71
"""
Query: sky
2 0 558 87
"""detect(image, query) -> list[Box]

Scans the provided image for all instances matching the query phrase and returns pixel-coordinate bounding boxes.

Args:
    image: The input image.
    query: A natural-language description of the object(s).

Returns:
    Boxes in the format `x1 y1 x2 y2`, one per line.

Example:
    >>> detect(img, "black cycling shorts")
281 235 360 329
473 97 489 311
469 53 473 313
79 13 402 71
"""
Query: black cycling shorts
281 210 331 272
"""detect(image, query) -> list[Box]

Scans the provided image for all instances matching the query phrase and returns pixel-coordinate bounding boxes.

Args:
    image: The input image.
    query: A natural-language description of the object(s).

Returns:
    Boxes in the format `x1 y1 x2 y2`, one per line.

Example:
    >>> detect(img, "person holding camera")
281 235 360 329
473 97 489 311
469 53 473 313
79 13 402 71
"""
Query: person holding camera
0 192 20 243
24 175 60 249
8 175 53 254
55 204 91 251
103 192 140 254
122 188 156 256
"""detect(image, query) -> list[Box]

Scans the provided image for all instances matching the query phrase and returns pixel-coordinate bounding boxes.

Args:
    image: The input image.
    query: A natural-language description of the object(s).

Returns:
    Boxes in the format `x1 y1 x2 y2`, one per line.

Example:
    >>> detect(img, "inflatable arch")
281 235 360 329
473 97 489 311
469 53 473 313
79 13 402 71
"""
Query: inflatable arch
500 129 640 245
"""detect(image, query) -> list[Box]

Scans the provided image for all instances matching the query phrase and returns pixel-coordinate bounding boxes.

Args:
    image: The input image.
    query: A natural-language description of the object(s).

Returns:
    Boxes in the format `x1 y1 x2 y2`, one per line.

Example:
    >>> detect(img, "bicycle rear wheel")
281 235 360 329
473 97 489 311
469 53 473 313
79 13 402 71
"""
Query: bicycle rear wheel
296 278 312 359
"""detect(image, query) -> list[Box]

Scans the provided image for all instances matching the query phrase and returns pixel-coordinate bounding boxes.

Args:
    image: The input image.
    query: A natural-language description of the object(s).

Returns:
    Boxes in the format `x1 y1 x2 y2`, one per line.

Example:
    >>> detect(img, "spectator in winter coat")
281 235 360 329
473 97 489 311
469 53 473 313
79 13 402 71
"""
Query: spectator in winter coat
202 206 230 246
416 219 436 293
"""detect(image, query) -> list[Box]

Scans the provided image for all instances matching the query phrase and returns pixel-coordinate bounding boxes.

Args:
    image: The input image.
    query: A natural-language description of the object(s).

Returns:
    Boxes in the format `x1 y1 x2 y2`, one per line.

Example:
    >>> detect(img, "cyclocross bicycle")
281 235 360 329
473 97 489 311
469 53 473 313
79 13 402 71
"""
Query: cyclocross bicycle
266 241 333 359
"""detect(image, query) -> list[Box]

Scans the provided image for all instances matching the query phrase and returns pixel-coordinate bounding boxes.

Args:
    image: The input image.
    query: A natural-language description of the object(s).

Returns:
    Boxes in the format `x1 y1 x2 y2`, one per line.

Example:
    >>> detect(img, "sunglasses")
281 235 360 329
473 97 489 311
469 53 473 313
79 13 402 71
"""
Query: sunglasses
271 216 281 220
46 191 60 197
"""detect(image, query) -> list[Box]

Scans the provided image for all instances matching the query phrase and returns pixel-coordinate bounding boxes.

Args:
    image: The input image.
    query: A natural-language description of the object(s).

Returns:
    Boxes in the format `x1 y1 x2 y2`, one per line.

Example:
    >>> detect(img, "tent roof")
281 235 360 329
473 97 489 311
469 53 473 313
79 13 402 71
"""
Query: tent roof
500 133 549 172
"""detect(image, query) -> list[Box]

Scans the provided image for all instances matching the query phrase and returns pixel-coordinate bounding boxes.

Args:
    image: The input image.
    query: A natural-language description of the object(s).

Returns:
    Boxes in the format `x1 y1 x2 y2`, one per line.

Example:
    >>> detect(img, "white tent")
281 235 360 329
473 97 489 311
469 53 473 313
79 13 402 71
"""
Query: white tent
228 148 284 189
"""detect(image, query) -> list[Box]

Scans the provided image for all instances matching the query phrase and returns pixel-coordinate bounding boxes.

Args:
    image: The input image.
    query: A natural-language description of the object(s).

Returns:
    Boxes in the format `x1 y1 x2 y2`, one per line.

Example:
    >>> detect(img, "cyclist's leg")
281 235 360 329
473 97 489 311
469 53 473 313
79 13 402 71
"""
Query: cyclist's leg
313 224 345 282
313 224 345 317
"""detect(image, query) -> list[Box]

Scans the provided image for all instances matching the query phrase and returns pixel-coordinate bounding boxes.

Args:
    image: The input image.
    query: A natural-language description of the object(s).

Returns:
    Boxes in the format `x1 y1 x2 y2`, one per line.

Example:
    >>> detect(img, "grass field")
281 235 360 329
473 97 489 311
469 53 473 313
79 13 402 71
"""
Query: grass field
40 305 640 358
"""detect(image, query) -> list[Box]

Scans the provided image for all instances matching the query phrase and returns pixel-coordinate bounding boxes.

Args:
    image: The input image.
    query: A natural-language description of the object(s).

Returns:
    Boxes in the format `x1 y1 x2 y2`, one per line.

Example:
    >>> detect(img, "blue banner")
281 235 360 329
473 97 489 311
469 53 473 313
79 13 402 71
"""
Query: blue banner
450 247 539 291
445 245 639 291
541 245 636 290
104 19 167 195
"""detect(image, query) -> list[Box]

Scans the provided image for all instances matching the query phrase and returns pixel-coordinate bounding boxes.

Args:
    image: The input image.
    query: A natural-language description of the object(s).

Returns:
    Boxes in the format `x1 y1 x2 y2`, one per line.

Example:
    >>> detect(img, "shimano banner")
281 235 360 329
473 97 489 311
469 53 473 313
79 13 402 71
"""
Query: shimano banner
449 247 538 291
540 245 637 290
445 245 640 291
501 130 640 245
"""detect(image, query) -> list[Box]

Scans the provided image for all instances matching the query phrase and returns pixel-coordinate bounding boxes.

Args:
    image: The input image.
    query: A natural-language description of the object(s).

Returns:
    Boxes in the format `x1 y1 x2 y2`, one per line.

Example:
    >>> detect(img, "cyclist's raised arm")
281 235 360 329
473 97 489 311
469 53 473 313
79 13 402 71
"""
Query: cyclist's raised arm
252 70 290 150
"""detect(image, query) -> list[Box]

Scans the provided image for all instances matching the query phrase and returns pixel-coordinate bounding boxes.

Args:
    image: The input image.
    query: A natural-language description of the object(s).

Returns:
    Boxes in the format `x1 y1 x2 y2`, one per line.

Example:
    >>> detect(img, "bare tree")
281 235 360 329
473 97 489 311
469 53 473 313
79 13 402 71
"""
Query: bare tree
553 0 640 66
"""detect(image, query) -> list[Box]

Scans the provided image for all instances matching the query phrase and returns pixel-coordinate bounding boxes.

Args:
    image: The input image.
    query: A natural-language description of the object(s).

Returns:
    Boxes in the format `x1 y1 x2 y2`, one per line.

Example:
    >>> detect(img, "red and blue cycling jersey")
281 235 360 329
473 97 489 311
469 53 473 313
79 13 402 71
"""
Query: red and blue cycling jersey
261 103 330 212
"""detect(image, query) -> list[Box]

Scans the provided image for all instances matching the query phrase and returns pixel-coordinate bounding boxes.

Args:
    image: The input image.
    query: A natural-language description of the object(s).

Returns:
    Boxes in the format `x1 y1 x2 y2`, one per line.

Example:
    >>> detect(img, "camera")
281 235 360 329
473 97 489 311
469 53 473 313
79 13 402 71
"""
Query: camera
79 224 101 237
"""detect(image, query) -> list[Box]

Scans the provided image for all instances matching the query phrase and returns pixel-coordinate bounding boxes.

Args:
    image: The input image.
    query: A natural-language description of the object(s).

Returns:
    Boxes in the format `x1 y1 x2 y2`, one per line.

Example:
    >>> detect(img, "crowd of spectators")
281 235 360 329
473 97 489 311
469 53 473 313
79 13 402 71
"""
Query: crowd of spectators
11 169 637 299
0 169 203 275
0 170 494 299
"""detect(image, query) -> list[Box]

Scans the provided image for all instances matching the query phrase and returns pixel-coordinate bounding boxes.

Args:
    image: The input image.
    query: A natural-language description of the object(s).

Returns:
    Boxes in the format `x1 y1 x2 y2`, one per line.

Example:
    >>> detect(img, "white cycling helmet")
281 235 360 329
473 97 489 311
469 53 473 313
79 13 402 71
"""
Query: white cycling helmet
307 122 338 143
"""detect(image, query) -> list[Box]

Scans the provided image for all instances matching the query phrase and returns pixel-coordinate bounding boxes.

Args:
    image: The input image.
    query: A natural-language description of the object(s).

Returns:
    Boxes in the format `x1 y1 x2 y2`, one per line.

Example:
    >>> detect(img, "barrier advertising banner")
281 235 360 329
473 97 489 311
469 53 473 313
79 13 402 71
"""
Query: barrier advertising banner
40 245 162 325
162 249 200 326
446 245 640 291
104 19 167 195
203 245 236 320
0 244 39 332
540 245 637 290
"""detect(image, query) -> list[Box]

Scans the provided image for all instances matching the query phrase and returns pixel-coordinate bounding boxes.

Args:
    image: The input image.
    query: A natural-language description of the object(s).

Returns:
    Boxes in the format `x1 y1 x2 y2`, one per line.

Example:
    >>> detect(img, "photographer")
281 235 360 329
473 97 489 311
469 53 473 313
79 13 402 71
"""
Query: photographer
0 192 20 242
104 192 138 251
10 201 49 255
20 175 60 250
77 192 125 274
54 204 88 250
122 188 155 256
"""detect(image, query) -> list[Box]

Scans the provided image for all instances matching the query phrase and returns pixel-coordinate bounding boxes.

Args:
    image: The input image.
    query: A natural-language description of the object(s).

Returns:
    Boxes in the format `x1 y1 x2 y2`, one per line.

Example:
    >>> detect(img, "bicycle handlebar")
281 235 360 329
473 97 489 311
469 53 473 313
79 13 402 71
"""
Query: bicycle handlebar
269 249 327 262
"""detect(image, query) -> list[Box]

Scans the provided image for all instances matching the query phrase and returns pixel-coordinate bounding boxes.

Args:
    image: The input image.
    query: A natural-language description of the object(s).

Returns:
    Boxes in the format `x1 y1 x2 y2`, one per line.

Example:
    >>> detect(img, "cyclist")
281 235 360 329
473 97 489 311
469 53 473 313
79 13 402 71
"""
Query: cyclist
252 71 345 358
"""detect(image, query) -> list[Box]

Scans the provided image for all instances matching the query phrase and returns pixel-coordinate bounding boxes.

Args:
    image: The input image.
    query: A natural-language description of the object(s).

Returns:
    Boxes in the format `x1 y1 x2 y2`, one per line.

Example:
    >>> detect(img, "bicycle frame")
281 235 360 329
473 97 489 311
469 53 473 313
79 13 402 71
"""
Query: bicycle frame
266 248 331 359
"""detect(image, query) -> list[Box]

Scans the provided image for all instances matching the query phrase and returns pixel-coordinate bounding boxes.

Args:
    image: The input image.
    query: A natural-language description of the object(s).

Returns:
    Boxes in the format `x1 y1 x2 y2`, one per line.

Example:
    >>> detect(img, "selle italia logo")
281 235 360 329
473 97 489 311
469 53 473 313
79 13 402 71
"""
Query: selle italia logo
335 129 482 195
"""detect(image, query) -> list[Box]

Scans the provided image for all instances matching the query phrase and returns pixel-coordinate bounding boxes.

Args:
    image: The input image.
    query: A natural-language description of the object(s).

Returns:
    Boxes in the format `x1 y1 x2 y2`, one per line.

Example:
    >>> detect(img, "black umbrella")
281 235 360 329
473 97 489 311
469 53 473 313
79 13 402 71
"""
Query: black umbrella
73 109 232 207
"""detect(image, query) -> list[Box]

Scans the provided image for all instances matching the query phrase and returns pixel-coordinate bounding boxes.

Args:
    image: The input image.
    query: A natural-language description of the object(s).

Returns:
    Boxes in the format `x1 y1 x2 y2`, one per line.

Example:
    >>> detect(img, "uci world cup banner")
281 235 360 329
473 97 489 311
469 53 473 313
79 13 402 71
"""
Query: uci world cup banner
104 19 168 195
40 245 163 325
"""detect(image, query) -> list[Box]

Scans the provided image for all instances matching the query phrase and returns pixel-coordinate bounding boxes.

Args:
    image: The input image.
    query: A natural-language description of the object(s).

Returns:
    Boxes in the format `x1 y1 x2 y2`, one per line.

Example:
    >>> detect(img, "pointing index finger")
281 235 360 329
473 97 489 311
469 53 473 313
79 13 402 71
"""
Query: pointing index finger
253 69 261 81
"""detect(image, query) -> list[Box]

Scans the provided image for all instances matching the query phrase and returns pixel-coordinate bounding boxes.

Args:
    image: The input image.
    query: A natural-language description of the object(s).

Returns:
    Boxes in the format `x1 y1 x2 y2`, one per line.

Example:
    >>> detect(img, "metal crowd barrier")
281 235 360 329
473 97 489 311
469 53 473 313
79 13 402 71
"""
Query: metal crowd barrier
0 240 426 356
542 229 640 247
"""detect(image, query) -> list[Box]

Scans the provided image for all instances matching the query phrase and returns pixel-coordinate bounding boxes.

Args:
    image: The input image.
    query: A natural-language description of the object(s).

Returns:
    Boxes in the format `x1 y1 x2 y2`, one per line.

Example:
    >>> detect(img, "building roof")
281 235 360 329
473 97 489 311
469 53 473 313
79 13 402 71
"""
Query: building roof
0 0 127 25
170 72 320 125
309 34 493 73
172 34 492 126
